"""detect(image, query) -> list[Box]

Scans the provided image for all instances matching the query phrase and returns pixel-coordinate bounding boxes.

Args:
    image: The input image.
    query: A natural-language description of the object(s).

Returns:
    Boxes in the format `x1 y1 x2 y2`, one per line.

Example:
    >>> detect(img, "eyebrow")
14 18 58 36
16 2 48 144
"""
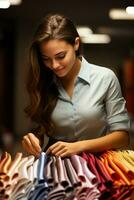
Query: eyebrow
41 51 67 58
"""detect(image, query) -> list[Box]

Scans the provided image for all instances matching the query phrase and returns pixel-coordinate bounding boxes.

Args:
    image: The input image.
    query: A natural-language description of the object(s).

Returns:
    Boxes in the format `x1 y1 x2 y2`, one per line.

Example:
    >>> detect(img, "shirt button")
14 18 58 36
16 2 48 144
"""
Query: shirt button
73 106 76 111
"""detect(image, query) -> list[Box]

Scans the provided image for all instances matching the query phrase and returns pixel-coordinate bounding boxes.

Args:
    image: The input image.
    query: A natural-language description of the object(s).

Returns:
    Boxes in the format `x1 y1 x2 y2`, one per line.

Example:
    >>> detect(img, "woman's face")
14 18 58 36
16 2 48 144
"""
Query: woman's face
39 38 79 78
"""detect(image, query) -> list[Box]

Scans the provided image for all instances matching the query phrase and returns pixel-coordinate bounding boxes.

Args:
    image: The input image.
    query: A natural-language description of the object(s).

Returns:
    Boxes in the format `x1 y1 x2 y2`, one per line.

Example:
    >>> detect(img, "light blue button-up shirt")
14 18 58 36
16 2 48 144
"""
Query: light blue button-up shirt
50 57 130 144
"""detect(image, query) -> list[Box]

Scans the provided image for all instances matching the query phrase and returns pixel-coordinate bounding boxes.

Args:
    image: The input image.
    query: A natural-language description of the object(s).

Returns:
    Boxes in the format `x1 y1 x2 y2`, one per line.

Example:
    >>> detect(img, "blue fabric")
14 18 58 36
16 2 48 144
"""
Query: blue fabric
28 152 48 200
38 152 48 181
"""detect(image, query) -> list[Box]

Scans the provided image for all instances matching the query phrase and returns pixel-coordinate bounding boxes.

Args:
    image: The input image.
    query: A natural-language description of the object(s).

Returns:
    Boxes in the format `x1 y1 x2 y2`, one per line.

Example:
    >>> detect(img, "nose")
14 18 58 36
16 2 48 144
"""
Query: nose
51 59 60 70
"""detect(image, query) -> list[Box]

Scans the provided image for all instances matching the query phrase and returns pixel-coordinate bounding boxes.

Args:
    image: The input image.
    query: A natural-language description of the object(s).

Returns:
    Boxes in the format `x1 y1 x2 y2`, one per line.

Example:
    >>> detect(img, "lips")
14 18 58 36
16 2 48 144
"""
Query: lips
54 67 65 72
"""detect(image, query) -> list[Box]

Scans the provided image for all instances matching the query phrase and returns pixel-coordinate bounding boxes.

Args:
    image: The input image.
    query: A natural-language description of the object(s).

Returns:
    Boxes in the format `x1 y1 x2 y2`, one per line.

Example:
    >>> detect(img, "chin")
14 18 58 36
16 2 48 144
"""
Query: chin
56 72 67 77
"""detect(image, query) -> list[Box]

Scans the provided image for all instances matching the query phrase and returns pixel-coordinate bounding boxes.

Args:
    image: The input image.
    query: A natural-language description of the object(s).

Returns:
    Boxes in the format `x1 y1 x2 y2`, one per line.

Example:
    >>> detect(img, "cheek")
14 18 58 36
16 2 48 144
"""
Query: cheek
64 51 76 67
69 54 76 68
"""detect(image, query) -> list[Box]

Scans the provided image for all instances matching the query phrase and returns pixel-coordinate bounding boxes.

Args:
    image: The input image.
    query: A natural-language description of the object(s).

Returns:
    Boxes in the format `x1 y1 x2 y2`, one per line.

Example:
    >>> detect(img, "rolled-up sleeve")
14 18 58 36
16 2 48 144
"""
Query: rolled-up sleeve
105 70 132 148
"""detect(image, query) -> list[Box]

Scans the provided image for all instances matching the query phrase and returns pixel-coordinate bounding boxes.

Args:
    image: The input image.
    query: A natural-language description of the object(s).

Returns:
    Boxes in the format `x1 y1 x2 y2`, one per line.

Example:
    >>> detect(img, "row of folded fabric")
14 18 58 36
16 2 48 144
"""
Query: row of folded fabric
0 150 134 200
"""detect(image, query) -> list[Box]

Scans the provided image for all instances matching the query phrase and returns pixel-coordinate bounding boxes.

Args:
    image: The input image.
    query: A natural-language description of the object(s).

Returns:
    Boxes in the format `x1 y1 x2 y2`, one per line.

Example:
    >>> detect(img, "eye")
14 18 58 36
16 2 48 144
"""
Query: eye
42 57 49 62
56 54 66 60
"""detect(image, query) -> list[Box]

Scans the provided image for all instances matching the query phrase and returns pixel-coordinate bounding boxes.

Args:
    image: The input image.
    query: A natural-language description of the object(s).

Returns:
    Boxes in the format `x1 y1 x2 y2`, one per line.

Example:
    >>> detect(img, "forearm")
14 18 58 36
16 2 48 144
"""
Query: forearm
77 131 129 153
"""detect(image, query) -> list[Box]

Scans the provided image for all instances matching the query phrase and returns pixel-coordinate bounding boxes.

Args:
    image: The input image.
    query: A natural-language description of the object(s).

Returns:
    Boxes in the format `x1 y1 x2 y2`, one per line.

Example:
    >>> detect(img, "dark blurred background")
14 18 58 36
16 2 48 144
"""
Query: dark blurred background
0 0 134 155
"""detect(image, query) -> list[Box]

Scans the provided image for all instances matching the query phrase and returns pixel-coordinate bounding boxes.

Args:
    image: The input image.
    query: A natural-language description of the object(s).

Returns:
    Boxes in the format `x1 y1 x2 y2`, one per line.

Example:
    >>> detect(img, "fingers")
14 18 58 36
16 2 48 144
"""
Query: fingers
27 133 41 152
55 148 67 157
22 133 41 157
46 142 62 154
46 141 69 157
22 136 39 156
28 133 40 144
59 151 69 158
49 145 64 155
22 140 32 155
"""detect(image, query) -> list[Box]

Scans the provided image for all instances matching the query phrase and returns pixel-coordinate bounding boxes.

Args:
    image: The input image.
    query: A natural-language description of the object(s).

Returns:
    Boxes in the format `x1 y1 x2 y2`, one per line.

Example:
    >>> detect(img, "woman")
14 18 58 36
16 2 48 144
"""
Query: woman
22 13 130 158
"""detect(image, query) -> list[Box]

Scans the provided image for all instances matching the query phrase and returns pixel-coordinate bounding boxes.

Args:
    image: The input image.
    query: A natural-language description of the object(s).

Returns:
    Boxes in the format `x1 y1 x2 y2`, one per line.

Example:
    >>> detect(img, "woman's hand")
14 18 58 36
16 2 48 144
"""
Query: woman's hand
22 133 41 157
46 141 82 158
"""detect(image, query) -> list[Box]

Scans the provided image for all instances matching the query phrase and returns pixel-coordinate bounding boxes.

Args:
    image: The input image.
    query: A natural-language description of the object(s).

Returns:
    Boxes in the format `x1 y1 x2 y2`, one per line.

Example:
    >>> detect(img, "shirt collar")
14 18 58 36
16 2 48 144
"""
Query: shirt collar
78 56 91 85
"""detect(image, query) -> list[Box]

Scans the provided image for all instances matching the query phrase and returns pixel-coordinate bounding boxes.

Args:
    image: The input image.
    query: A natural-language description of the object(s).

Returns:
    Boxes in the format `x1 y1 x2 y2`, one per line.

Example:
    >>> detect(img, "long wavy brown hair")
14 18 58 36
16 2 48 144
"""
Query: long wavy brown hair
25 13 82 143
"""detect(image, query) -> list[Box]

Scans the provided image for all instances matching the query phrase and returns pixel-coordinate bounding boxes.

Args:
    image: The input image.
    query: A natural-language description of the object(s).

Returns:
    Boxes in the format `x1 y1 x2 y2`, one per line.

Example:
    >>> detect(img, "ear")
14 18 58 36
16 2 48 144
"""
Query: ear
74 37 80 51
